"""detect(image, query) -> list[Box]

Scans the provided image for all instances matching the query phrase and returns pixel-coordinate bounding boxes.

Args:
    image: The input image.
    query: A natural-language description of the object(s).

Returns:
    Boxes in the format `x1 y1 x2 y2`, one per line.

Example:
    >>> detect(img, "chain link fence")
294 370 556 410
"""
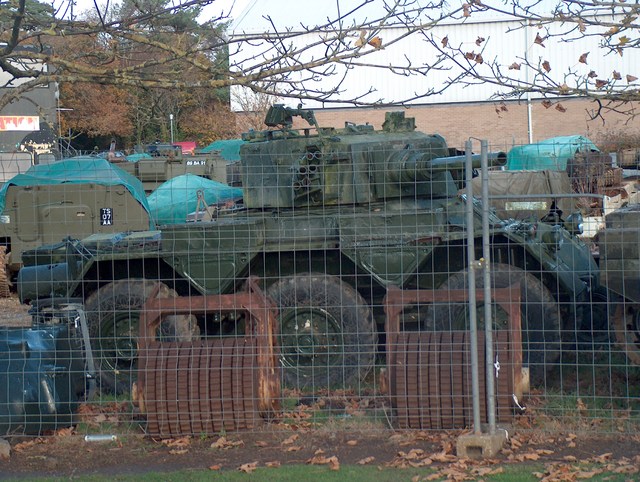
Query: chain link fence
1 127 639 440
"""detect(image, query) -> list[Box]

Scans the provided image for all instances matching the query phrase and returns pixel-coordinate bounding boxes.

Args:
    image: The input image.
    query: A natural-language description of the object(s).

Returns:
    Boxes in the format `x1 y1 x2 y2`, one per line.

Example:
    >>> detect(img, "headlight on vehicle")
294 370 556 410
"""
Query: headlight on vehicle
542 225 564 250
564 211 584 236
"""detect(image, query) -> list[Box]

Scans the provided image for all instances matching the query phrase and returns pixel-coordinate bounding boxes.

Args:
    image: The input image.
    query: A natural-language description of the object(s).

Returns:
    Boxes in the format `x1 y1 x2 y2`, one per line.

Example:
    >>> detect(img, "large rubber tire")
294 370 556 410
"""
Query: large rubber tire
423 263 561 385
85 279 199 394
267 273 376 391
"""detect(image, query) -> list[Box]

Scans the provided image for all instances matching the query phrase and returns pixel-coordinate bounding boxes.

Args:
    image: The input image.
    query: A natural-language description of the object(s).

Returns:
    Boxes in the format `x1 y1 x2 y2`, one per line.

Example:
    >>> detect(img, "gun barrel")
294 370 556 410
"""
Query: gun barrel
389 150 507 182
427 152 507 172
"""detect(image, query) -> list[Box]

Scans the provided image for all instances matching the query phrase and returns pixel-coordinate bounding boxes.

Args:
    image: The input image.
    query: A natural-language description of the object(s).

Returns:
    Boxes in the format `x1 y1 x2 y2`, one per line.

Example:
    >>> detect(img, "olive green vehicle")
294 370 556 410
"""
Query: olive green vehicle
598 205 640 365
0 158 152 276
17 106 603 393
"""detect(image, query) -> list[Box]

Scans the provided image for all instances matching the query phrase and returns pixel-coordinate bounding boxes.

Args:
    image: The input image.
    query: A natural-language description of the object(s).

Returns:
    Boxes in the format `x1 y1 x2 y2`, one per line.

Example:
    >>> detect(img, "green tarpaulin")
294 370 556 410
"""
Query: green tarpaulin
507 135 599 170
147 174 243 225
0 157 152 227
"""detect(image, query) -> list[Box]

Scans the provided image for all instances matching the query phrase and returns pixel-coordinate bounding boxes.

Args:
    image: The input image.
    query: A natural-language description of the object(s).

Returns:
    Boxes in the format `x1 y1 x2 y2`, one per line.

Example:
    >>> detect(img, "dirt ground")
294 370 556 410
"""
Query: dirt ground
2 421 640 479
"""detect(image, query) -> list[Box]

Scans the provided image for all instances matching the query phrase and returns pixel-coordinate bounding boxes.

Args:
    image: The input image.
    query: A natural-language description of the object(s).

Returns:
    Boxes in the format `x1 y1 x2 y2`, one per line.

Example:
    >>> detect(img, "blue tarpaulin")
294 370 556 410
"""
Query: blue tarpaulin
507 136 599 170
147 174 243 225
199 139 245 160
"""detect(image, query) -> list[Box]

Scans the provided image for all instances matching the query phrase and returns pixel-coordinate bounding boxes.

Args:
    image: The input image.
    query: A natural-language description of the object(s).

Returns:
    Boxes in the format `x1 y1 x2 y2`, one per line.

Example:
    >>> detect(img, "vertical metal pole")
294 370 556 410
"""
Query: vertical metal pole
464 140 482 435
170 114 175 144
525 25 533 143
481 140 497 435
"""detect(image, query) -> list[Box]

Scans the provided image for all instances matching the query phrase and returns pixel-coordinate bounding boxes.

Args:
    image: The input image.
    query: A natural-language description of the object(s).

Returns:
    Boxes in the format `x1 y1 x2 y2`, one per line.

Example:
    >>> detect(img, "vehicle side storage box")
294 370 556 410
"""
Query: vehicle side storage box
0 324 84 435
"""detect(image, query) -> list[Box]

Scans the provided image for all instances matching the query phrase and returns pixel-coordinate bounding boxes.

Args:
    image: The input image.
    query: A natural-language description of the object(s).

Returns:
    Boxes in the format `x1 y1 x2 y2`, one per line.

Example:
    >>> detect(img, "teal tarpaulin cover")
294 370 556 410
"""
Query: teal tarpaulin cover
507 135 599 170
125 152 153 162
199 139 245 160
147 174 243 225
0 157 152 227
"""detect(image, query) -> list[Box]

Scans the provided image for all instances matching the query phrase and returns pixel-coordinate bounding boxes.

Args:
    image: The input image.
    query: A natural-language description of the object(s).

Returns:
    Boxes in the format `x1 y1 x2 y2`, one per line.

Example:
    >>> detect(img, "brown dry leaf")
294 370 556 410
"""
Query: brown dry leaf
54 427 75 437
542 60 551 73
627 74 638 83
619 35 630 46
555 103 567 113
515 452 540 461
588 70 598 78
509 62 521 70
355 29 367 48
281 434 299 445
463 3 471 17
595 79 608 89
476 36 485 46
307 454 340 471
210 437 244 450
441 36 448 48
314 448 325 455
576 469 602 478
558 83 570 94
475 53 483 64
536 449 555 455
474 466 504 476
563 455 577 462
254 440 269 448
209 464 222 471
605 26 619 36
265 461 281 468
613 464 639 474
357 456 375 465
238 461 258 473
578 19 586 32
169 449 188 455
593 452 613 464
613 70 622 80
368 36 383 49
431 452 457 463
346 440 358 446
579 52 589 64
13 439 44 452
286 446 302 452
163 436 192 449
534 33 546 47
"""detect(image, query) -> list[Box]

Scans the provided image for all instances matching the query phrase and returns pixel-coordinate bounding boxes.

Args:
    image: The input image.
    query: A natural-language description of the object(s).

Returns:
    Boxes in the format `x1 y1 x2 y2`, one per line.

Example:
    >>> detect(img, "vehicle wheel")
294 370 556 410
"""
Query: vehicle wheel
575 285 612 347
267 273 376 391
423 263 561 385
85 279 199 394
612 303 640 365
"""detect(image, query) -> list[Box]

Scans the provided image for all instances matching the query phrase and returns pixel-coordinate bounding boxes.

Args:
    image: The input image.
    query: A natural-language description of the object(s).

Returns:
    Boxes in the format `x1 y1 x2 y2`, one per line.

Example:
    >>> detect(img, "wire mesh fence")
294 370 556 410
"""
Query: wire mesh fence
1 118 640 441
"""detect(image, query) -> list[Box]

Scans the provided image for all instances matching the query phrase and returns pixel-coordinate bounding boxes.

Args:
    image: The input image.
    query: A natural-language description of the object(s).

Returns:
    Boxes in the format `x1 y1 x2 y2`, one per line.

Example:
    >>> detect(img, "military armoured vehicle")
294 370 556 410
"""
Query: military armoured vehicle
115 142 241 192
17 105 602 393
0 158 152 276
597 205 640 365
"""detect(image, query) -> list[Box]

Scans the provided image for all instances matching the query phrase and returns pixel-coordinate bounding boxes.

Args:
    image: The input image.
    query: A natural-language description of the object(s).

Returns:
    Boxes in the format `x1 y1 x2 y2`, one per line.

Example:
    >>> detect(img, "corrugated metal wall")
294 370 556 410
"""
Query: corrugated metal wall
230 16 638 109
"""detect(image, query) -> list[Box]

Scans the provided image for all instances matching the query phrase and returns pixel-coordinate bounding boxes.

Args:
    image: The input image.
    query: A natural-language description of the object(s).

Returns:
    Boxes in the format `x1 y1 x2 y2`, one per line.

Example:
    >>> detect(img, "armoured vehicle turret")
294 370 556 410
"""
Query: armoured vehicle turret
17 105 602 394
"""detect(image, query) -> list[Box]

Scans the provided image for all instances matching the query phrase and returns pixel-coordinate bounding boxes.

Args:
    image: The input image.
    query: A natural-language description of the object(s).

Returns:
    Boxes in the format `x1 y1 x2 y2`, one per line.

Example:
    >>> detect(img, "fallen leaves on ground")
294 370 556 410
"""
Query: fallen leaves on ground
281 434 299 445
238 461 258 473
357 456 375 465
162 436 191 454
307 451 340 471
210 436 244 450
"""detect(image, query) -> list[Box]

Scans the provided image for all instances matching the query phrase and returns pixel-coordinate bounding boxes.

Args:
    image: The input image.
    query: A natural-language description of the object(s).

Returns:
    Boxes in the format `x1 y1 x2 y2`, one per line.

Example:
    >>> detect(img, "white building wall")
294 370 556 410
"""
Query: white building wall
229 4 639 111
